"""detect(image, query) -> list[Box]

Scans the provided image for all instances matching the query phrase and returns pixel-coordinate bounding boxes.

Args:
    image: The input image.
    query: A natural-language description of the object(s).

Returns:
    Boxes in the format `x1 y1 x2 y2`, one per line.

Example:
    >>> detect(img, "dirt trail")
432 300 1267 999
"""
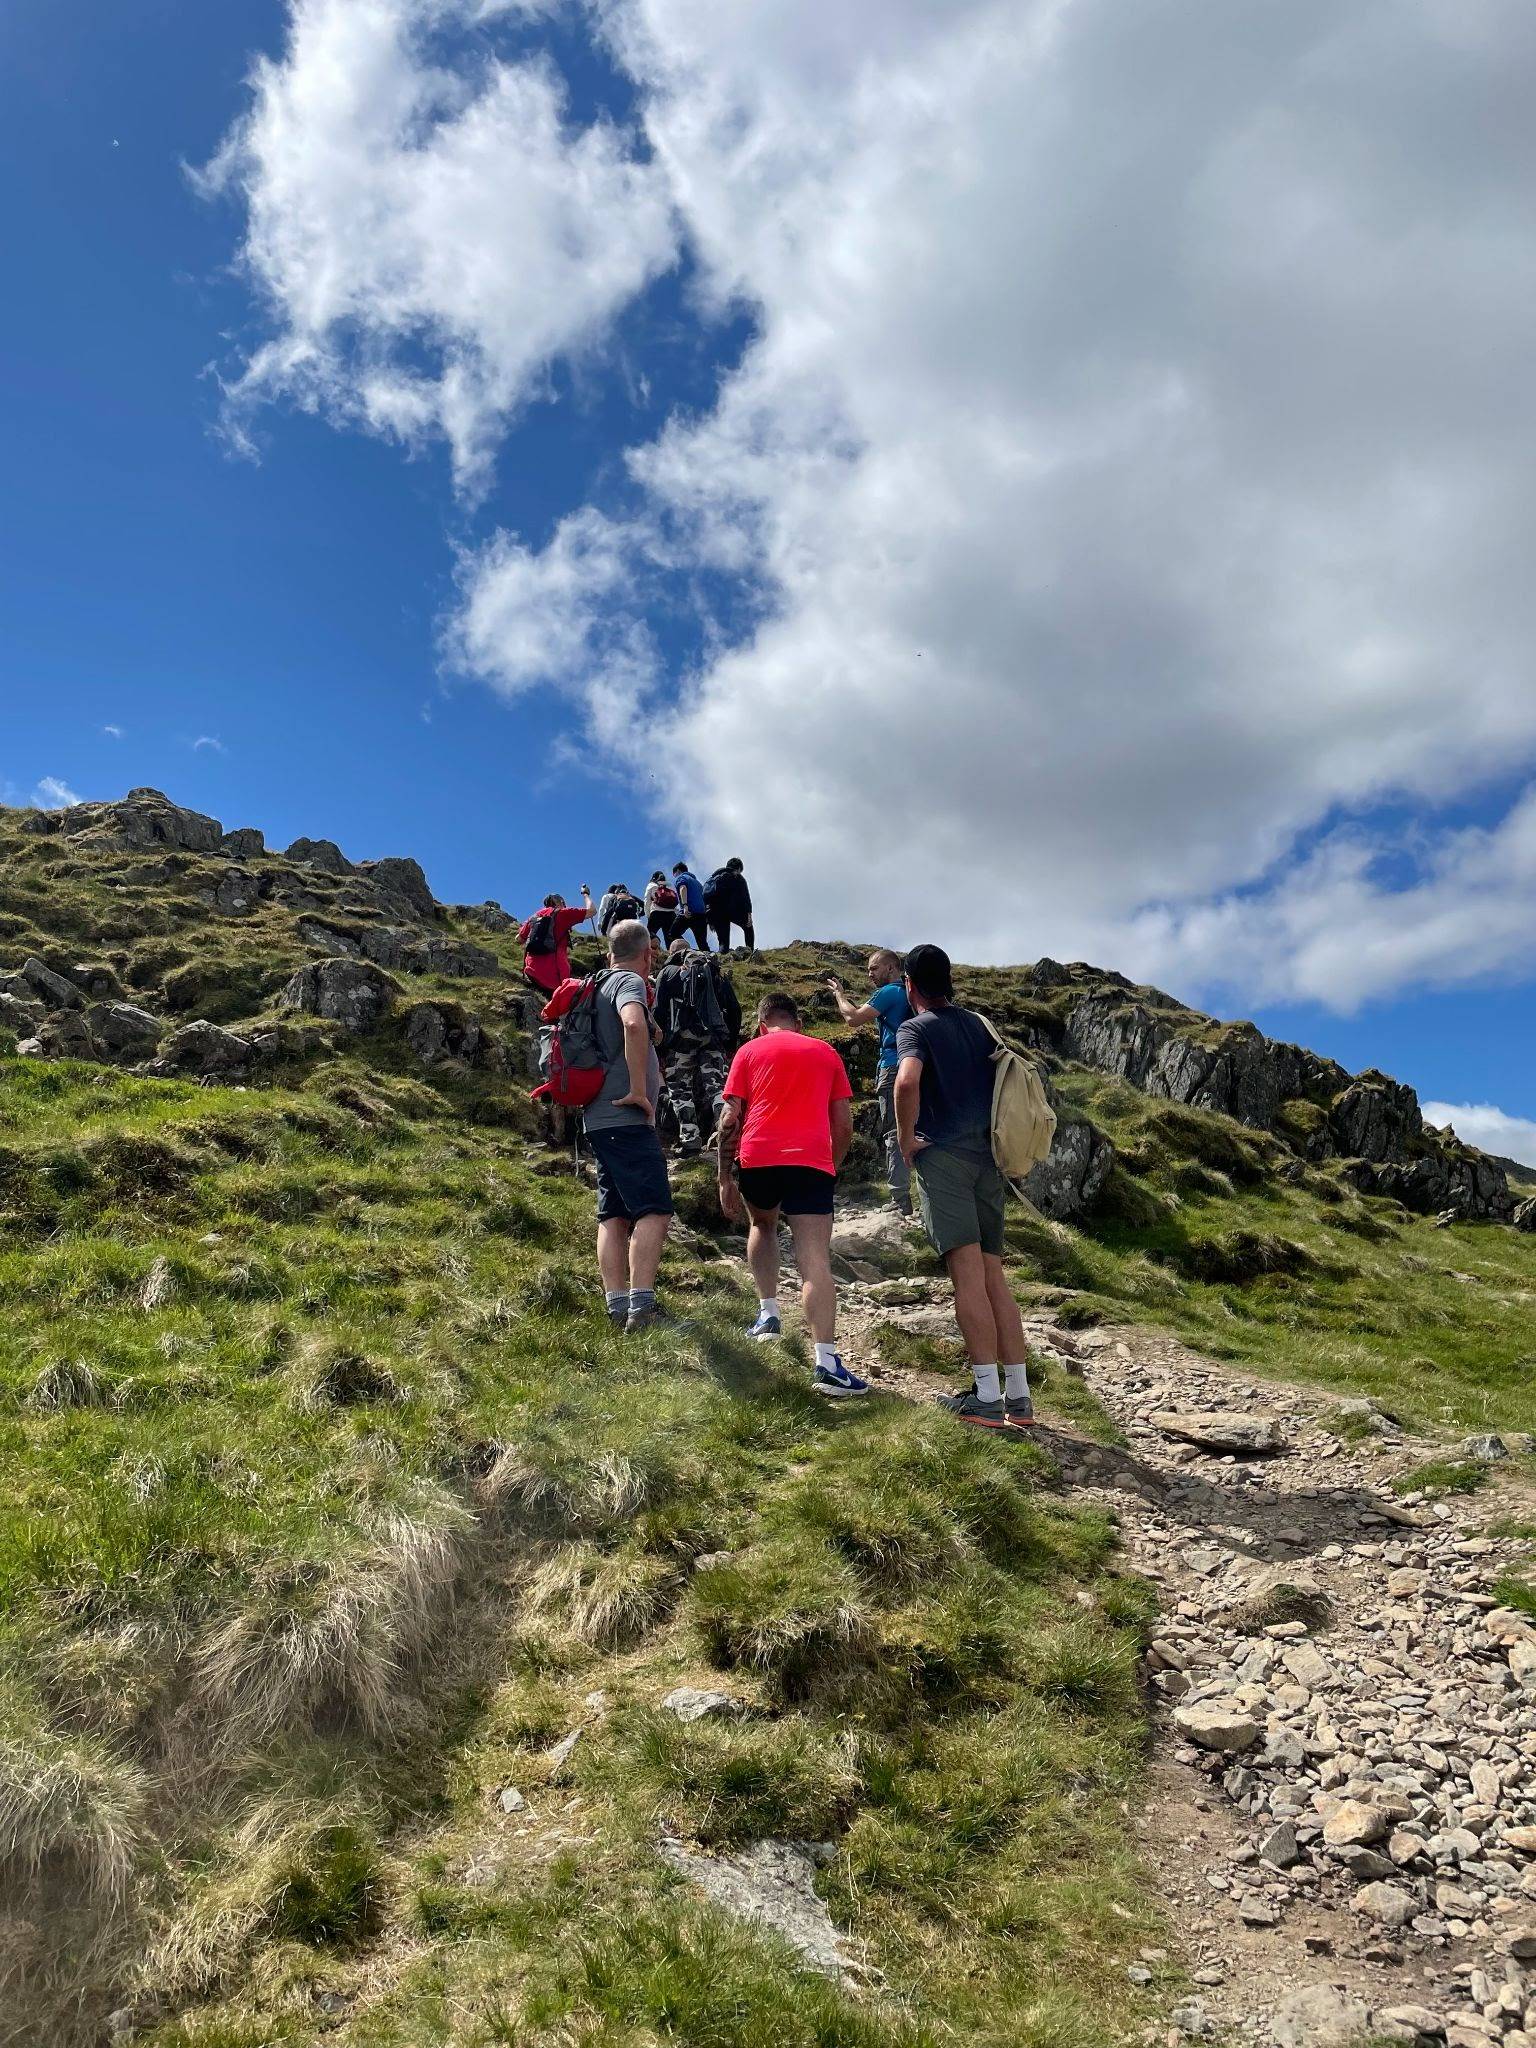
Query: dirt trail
768 1202 1536 2048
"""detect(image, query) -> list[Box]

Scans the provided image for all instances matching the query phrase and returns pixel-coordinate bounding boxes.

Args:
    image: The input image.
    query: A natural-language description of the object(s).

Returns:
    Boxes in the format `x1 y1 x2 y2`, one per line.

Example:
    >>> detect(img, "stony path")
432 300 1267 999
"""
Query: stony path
813 1206 1536 2048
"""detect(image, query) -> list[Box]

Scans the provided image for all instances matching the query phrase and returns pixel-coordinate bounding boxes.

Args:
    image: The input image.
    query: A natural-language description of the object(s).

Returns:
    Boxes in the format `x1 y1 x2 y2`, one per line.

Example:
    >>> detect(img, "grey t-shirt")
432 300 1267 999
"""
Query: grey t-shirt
895 1004 994 1151
583 968 661 1132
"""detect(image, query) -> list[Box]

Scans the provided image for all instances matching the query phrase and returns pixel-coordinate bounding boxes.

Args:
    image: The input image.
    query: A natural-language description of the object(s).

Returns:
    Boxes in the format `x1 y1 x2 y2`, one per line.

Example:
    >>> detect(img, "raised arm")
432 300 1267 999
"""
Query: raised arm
825 977 878 1028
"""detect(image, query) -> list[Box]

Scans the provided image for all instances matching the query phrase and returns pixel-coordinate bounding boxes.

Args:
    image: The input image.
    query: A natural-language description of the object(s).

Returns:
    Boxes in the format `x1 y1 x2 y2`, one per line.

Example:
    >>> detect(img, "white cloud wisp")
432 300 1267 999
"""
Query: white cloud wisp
1422 1102 1536 1173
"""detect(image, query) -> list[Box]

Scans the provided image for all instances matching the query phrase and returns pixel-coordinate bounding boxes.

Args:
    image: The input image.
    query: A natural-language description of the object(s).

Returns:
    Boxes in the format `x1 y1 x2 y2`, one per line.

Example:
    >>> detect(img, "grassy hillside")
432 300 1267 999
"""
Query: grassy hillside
1 796 1532 2047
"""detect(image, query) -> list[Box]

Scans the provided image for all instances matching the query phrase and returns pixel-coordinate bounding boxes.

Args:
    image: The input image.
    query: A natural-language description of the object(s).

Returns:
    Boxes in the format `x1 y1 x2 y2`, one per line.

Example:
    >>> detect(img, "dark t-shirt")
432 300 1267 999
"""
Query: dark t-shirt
895 1005 994 1151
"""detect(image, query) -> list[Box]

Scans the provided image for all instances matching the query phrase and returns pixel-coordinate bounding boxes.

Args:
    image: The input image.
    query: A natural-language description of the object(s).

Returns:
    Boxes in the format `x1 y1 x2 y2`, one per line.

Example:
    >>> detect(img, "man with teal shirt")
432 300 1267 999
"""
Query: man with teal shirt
827 947 912 1215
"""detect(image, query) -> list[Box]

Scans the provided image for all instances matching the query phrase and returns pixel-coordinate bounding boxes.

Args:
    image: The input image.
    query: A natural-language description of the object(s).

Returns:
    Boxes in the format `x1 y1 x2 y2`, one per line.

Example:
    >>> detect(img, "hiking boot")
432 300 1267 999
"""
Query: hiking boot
812 1356 870 1399
936 1388 1008 1430
607 1303 630 1329
746 1309 782 1341
1005 1391 1036 1427
624 1304 665 1334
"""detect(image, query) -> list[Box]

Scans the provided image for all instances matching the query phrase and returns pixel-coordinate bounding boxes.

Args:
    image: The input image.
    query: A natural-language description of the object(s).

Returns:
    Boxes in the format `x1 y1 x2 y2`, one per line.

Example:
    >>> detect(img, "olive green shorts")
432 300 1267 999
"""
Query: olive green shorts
912 1143 1007 1258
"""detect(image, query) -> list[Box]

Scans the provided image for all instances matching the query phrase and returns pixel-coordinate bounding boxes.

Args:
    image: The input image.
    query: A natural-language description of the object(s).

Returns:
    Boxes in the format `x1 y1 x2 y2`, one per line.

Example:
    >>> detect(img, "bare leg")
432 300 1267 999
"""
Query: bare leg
945 1243 1000 1364
786 1211 836 1344
744 1204 782 1305
983 1255 1028 1367
628 1211 672 1292
597 1219 632 1294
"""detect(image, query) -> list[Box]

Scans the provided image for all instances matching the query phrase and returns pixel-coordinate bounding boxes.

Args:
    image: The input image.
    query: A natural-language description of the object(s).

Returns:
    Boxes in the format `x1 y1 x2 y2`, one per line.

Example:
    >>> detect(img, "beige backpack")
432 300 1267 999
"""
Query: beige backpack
976 1014 1057 1183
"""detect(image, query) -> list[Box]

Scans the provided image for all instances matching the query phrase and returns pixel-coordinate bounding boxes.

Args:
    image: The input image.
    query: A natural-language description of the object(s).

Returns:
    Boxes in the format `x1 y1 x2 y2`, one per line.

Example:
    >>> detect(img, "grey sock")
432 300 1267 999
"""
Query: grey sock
606 1290 630 1315
629 1288 656 1314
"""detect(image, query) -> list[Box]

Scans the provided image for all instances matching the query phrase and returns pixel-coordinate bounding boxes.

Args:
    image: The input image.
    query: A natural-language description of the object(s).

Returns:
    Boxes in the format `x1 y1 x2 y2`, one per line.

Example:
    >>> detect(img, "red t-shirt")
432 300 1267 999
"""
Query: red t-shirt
724 1030 852 1174
518 905 589 993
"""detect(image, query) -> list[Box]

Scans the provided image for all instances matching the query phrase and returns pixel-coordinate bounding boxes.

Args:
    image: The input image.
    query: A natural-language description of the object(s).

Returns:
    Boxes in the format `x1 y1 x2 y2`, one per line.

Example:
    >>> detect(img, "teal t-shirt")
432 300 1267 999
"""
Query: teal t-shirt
869 981 912 1071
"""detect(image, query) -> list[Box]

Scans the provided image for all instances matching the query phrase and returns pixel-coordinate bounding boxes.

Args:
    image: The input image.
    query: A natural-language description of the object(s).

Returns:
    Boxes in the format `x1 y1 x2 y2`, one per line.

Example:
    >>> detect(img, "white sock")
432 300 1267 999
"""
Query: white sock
606 1290 629 1314
814 1341 841 1370
972 1363 1001 1403
1004 1362 1031 1402
759 1297 780 1320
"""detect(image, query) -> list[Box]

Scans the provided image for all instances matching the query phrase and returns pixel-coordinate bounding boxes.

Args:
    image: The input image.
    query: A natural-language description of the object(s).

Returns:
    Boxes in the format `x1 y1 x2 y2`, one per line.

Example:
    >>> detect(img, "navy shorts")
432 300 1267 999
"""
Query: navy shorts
736 1165 836 1217
589 1125 674 1224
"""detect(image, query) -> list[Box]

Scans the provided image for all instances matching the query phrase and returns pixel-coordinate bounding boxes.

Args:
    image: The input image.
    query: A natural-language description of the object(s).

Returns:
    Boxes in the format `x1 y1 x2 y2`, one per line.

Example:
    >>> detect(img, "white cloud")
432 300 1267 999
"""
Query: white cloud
101 724 124 739
213 0 1536 1007
191 735 227 753
197 0 677 493
1422 1102 1536 1171
33 777 81 809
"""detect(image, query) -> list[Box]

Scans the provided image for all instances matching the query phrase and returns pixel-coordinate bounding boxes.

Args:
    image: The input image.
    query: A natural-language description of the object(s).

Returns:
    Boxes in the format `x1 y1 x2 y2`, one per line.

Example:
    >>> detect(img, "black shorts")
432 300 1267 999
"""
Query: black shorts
736 1165 836 1217
589 1126 675 1224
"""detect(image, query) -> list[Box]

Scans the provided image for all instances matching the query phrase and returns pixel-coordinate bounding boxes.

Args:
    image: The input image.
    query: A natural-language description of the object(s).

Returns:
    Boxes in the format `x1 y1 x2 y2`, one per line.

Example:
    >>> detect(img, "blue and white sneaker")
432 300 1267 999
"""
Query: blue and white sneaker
812 1355 870 1399
746 1309 782 1341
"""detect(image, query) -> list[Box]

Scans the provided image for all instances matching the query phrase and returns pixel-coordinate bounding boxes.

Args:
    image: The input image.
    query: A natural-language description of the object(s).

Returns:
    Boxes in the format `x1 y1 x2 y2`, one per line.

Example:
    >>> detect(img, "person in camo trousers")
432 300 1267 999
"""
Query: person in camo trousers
655 943 734 1156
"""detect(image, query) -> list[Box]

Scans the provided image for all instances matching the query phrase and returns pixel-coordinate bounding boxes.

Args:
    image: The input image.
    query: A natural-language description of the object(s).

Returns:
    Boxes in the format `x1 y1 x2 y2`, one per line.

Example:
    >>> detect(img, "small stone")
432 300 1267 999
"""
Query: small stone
1333 1845 1396 1880
661 1686 741 1723
545 1728 582 1779
1506 1924 1536 1960
1470 1762 1501 1806
1261 1821 1303 1870
1171 1997 1215 2038
497 1785 526 1814
1324 1799 1392 1848
1240 1897 1279 1926
1354 1881 1417 1928
1127 1964 1153 1986
1461 1434 1510 1462
1510 1642 1536 1692
1174 1703 1261 1754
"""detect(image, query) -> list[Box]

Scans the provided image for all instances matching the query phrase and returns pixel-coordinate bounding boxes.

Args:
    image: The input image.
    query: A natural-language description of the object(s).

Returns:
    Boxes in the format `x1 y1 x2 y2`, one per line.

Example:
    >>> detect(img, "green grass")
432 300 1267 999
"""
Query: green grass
1389 1459 1492 1498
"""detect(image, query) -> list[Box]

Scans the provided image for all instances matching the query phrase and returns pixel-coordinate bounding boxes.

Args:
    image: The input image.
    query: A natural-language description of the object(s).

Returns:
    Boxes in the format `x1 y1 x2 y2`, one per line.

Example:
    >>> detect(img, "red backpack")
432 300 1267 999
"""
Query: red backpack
651 882 678 911
532 972 610 1108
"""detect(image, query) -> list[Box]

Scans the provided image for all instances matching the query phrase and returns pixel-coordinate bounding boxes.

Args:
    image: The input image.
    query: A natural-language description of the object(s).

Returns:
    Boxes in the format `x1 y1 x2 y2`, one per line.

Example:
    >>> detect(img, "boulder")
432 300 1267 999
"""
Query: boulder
1514 1198 1536 1233
144 1020 254 1078
458 900 515 932
660 1687 743 1723
15 957 83 1010
68 962 123 1000
211 867 264 917
402 1000 496 1067
30 1010 96 1058
279 958 398 1034
1330 1073 1423 1163
0 991 43 1035
55 788 223 853
357 855 436 919
1023 1116 1115 1220
220 827 265 857
285 836 353 875
408 934 499 978
656 1836 856 1981
1271 1983 1373 2048
1172 1703 1260 1754
86 1002 164 1059
1323 1800 1392 1848
1150 1409 1286 1455
1372 2010 1445 2045
1351 1881 1416 1929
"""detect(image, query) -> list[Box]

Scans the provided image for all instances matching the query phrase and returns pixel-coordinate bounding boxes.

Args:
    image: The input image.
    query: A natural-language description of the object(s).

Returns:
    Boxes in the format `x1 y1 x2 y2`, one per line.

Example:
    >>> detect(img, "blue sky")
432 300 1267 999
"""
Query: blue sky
2 0 1533 1157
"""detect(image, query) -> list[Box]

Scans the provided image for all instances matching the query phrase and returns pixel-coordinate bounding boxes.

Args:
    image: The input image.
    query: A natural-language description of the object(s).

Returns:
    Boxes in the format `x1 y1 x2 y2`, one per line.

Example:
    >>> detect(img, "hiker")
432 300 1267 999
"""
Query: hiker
703 857 755 953
893 943 1033 1429
655 945 732 1156
518 887 595 996
583 919 673 1332
595 881 643 938
716 993 867 1397
826 948 912 1216
669 861 711 950
643 870 679 946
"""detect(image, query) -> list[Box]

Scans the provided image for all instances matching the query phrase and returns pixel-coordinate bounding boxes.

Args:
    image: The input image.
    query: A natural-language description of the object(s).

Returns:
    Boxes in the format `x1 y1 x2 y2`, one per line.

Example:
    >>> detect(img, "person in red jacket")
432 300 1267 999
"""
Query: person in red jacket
518 887 594 995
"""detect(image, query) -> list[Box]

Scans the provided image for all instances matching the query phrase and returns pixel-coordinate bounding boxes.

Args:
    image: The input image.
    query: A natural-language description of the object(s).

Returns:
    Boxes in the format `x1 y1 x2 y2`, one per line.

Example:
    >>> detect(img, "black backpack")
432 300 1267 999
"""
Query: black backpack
660 960 726 1044
611 892 643 926
525 909 559 957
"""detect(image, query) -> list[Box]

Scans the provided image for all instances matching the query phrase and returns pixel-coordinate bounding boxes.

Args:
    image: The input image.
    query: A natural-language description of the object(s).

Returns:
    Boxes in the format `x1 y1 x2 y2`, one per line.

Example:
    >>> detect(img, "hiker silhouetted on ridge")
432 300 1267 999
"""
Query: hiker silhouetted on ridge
595 881 643 938
643 870 679 946
669 861 711 951
703 857 755 954
717 992 867 1397
894 943 1033 1430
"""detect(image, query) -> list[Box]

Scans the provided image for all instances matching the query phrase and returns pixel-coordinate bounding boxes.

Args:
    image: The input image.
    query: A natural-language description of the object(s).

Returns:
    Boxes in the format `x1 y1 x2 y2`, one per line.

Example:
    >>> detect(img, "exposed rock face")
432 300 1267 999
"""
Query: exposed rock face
56 788 223 853
211 867 265 917
85 1003 164 1059
1150 1409 1286 1455
279 958 398 1033
4 957 84 1010
1515 1197 1536 1233
298 920 498 979
220 827 265 857
284 836 353 875
1023 1115 1114 1220
458 900 515 932
145 1020 254 1078
357 856 436 919
0 991 43 1034
1057 985 1512 1220
27 1010 96 1058
402 1000 499 1067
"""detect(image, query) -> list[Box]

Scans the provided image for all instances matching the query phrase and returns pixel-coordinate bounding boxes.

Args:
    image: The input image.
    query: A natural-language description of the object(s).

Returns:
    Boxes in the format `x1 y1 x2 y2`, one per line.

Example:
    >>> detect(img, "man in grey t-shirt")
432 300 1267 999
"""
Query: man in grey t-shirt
583 919 673 1331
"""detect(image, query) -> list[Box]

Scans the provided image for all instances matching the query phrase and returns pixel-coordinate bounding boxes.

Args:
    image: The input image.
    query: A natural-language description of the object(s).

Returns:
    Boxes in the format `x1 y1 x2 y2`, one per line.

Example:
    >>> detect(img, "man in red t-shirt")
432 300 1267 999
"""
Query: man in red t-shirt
518 886 595 995
716 992 867 1397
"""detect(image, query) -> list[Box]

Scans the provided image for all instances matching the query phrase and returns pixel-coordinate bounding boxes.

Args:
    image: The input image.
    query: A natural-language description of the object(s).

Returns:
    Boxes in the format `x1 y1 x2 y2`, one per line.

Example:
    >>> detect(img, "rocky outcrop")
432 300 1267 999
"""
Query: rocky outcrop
220 827 265 858
1 957 84 1010
458 900 515 932
298 920 498 979
85 1003 164 1059
210 867 265 917
357 856 436 920
402 1000 501 1068
1515 1198 1536 1233
278 958 398 1033
1057 986 1512 1221
144 1019 255 1078
1023 1115 1114 1220
55 788 223 853
285 836 353 875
